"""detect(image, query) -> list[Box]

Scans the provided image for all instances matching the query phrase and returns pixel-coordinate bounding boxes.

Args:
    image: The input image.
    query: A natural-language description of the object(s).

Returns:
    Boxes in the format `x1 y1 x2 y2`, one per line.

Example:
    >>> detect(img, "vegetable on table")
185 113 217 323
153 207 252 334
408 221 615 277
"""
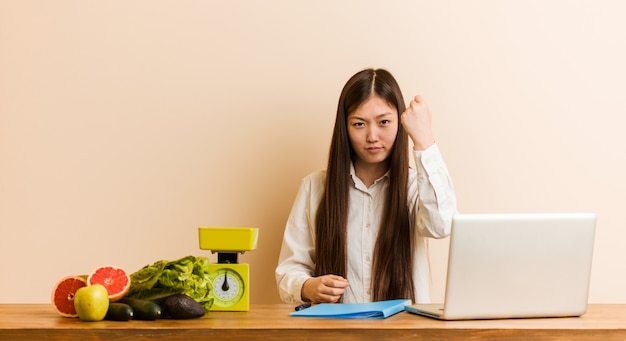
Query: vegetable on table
126 256 214 312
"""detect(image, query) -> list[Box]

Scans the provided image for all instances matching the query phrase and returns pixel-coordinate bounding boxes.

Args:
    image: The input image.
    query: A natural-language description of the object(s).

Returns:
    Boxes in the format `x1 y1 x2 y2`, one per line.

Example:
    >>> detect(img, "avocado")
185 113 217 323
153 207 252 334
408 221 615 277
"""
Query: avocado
163 294 206 319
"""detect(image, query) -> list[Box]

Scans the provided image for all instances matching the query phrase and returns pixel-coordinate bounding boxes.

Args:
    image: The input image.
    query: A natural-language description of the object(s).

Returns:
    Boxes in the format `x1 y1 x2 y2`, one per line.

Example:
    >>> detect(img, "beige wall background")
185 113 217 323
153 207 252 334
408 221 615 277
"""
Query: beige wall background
1 1 625 304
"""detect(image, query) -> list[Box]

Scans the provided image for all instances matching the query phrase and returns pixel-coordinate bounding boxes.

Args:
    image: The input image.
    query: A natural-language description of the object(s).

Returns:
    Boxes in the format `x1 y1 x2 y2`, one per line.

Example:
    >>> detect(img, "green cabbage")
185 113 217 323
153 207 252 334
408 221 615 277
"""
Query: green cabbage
126 255 213 311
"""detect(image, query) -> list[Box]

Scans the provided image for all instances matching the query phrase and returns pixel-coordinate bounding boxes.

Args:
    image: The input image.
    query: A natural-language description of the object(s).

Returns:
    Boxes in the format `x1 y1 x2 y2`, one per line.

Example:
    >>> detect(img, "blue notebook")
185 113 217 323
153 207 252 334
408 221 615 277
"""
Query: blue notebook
290 299 411 319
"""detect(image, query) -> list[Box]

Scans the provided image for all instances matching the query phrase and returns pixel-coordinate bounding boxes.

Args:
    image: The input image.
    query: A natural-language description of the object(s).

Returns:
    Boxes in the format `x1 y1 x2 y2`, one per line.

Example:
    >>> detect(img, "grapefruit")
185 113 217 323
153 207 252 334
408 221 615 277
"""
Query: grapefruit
51 276 88 317
87 265 131 302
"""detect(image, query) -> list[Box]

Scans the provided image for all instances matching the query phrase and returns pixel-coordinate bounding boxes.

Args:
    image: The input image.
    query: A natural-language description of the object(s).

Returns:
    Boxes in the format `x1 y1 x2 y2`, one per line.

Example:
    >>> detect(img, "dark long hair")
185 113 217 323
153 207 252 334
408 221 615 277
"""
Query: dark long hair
314 68 415 302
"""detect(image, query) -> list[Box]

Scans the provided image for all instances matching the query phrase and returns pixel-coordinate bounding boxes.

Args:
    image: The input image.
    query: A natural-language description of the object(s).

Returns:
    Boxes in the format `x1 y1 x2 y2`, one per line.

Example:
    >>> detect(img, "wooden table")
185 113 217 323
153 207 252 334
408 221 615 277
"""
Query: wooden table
1 304 625 340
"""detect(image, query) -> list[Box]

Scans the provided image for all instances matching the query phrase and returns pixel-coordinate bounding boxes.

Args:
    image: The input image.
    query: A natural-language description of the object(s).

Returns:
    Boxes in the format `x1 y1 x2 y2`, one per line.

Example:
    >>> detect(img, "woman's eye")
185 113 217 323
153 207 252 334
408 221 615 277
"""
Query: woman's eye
380 120 390 125
353 122 364 127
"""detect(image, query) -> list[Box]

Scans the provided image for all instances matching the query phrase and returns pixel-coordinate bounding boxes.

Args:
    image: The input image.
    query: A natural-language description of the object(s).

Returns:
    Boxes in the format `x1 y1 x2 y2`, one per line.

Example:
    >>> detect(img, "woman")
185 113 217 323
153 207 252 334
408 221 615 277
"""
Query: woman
275 68 457 304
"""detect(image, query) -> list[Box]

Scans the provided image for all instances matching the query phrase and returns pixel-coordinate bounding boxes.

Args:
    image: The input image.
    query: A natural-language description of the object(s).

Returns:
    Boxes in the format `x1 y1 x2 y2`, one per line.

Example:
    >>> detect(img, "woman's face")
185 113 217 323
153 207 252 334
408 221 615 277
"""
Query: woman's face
347 95 398 169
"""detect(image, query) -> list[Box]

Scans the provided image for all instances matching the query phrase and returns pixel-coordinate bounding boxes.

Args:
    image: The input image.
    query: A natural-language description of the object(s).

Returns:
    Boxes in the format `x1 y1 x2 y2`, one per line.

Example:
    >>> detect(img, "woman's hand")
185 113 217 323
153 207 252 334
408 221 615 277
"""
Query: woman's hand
301 275 350 303
401 95 436 151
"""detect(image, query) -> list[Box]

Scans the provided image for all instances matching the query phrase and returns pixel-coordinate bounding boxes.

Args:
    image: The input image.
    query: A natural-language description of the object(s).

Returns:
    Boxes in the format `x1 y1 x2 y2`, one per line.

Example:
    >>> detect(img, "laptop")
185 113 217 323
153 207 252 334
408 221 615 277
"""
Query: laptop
405 213 596 320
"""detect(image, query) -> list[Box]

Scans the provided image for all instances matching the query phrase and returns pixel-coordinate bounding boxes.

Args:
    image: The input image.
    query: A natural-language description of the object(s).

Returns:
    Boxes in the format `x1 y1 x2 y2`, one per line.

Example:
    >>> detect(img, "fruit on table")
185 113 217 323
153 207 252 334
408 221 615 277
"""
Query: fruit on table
51 276 88 317
118 297 162 320
87 265 131 302
52 260 210 321
163 294 206 319
74 284 110 322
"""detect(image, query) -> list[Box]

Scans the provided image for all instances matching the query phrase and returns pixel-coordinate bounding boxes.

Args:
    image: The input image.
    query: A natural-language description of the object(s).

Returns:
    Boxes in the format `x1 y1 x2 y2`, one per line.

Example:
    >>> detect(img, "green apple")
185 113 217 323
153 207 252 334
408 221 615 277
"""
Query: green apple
74 284 110 322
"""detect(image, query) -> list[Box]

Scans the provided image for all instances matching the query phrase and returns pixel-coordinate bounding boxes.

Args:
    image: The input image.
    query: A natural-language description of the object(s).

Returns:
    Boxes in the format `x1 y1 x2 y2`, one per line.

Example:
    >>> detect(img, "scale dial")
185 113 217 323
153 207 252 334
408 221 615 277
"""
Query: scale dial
209 267 245 307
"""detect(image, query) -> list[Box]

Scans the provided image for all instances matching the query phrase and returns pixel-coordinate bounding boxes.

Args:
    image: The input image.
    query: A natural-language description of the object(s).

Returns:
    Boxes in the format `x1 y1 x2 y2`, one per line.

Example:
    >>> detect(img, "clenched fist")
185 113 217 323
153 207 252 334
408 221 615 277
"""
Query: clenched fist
401 95 436 151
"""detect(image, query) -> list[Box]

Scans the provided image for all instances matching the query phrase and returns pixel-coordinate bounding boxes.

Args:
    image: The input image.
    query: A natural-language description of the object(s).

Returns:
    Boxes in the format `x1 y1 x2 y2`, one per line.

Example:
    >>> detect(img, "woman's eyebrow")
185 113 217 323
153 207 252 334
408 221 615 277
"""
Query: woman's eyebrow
349 112 394 121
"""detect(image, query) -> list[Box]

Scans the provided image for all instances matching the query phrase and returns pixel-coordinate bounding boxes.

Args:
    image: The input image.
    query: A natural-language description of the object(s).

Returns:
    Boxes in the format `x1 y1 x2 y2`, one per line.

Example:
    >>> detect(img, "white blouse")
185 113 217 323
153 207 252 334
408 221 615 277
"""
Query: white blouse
275 143 458 304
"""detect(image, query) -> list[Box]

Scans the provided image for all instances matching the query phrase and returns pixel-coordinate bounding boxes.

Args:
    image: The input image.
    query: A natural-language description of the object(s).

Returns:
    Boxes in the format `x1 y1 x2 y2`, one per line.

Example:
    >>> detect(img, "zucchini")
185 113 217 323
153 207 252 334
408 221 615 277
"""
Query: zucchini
105 302 133 321
118 297 162 320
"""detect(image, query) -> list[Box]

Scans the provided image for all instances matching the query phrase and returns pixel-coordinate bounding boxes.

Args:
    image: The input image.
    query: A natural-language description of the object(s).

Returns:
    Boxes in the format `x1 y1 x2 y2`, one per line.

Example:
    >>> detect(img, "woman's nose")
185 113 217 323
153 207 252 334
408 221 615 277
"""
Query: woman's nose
366 127 378 142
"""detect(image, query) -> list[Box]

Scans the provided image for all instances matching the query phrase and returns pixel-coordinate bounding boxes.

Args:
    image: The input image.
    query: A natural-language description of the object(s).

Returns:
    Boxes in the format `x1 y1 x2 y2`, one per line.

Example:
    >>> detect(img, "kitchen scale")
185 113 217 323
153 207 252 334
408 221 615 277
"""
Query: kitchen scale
198 227 259 311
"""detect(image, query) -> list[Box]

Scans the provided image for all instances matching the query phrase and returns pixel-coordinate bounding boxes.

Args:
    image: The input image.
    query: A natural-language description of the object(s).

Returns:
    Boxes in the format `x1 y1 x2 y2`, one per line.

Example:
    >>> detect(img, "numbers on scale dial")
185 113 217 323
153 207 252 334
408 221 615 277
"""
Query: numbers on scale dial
211 268 244 307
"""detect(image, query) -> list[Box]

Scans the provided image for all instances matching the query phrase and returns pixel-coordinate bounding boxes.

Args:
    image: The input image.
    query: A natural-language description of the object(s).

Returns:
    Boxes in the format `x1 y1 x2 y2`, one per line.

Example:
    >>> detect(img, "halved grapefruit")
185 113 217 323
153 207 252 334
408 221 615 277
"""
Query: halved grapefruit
87 265 131 302
51 276 88 317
